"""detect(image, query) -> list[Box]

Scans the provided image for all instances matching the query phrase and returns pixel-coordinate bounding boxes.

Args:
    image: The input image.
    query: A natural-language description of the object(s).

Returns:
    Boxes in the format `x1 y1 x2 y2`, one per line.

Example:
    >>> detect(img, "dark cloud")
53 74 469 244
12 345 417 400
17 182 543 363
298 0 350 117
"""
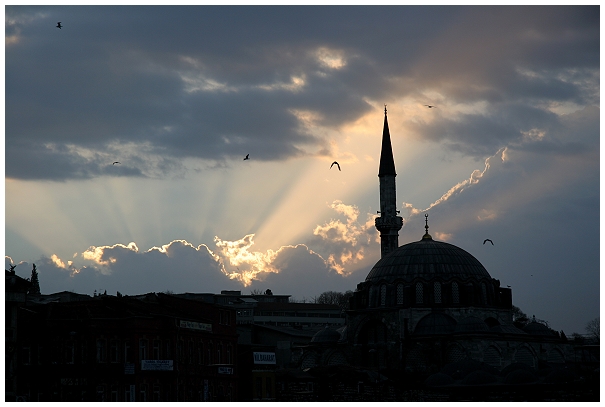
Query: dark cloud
6 6 598 180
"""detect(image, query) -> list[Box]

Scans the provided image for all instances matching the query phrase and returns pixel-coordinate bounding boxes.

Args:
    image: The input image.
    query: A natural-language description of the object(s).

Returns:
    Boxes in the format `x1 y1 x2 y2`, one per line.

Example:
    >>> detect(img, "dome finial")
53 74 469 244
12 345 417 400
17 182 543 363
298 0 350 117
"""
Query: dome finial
423 213 432 240
384 104 387 116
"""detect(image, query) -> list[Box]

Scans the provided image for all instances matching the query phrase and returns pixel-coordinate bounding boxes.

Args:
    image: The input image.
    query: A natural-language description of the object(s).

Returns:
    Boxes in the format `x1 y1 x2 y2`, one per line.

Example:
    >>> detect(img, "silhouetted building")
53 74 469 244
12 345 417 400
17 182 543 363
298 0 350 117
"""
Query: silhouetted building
290 108 597 401
13 292 237 402
5 268 31 401
174 290 344 400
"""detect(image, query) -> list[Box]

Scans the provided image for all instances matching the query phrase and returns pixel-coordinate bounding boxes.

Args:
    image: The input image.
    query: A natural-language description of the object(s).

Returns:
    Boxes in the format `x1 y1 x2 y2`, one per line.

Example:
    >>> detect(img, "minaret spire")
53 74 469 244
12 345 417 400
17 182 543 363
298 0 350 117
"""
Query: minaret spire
375 105 403 258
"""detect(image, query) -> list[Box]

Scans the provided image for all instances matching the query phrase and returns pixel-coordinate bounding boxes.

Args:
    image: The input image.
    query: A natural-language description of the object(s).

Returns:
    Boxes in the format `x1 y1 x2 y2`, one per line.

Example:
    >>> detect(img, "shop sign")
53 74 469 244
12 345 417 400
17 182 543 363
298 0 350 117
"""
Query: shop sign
179 320 212 332
253 352 276 364
141 360 174 371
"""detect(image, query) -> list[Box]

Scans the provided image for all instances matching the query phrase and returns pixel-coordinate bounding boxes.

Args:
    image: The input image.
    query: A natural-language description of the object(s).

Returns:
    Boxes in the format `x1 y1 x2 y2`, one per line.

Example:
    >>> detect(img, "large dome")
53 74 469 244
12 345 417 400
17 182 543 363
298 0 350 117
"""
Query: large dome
366 236 491 284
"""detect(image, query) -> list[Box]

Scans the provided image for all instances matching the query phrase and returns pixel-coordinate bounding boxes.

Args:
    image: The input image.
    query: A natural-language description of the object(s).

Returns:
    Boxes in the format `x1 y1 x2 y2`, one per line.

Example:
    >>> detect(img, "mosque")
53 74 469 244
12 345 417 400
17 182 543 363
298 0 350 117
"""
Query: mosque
297 107 576 390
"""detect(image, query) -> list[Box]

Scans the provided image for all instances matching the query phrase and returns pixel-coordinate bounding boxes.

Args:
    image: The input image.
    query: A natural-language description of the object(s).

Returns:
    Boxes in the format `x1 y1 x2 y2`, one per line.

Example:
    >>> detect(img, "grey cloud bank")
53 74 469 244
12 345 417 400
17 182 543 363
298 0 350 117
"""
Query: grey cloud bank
6 6 598 180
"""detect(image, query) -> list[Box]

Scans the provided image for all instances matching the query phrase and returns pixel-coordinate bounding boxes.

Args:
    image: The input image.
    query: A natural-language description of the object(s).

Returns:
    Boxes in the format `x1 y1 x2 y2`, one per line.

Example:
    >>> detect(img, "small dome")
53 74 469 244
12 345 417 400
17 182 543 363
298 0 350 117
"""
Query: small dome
311 326 340 344
425 372 454 387
490 324 527 335
504 369 537 384
461 370 497 385
366 237 491 284
414 313 456 336
454 316 489 333
523 322 555 337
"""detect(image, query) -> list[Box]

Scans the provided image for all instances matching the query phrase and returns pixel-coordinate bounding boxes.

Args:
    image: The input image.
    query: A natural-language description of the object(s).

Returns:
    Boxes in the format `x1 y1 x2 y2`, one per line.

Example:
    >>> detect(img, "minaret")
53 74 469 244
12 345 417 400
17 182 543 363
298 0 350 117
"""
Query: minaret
375 105 403 258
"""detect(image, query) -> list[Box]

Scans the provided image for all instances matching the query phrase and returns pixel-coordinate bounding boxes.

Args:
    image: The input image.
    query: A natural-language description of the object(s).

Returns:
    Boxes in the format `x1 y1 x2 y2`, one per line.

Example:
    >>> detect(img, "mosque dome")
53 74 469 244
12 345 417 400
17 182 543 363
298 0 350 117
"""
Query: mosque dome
311 326 341 344
522 321 556 337
454 316 490 333
352 217 506 310
366 235 491 284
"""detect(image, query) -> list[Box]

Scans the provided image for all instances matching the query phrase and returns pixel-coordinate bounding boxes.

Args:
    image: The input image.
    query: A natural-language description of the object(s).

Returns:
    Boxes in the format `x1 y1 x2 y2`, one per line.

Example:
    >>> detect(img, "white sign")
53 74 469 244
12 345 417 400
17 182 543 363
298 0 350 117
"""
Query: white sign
141 360 174 371
253 352 276 364
180 320 212 332
218 366 233 374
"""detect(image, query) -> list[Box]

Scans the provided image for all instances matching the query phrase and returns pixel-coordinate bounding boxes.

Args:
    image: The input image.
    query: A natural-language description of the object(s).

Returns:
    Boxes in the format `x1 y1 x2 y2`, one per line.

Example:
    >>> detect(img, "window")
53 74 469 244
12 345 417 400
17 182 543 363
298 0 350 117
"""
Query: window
452 282 459 304
96 339 107 363
227 344 232 364
153 385 161 402
434 282 442 304
111 384 118 402
255 377 262 399
96 385 106 402
188 339 194 363
124 341 133 363
64 342 74 364
164 340 171 359
139 384 147 402
177 340 183 362
481 283 488 305
415 283 424 304
20 346 31 365
380 285 387 306
217 343 222 364
396 284 404 305
265 377 272 398
81 341 88 365
139 339 148 361
153 340 160 360
207 342 213 365
110 340 119 363
198 341 204 365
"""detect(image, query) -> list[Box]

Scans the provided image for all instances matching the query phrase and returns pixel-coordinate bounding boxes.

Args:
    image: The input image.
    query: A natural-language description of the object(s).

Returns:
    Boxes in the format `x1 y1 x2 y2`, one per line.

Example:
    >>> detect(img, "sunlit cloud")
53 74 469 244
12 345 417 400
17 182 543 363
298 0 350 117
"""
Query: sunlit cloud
81 242 139 267
434 232 453 241
257 75 306 92
314 47 347 70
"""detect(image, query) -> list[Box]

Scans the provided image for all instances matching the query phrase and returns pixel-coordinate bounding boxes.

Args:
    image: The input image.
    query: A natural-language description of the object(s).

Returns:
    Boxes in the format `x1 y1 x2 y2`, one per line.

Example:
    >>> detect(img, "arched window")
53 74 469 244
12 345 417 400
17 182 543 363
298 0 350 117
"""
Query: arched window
484 346 501 367
452 282 459 304
380 285 387 306
434 282 442 303
415 283 423 304
396 284 404 305
481 283 488 305
515 346 535 367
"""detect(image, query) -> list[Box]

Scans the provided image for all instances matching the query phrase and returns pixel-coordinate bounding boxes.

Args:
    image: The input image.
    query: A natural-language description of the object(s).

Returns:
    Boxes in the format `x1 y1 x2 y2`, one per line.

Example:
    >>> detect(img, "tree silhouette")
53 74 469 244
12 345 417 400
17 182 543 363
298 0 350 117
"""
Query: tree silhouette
29 263 40 295
316 290 354 311
585 317 599 342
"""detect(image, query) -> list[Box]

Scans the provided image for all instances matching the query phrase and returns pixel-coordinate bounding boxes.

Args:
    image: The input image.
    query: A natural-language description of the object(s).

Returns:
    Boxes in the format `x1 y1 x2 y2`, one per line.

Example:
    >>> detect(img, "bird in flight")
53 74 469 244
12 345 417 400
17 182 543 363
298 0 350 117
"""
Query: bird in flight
424 105 436 108
483 239 494 245
112 162 120 165
56 22 62 29
243 154 249 160
330 161 341 171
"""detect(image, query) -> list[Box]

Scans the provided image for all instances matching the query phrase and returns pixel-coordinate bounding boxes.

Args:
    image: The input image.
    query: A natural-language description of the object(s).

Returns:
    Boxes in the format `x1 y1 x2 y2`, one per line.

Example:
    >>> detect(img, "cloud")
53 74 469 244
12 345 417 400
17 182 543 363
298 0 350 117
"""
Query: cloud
6 6 598 181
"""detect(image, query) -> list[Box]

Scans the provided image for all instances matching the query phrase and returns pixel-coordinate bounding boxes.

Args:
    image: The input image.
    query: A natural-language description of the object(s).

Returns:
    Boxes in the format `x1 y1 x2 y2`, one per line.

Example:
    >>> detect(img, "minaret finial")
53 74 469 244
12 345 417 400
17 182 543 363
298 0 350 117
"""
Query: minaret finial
384 104 387 115
423 213 432 240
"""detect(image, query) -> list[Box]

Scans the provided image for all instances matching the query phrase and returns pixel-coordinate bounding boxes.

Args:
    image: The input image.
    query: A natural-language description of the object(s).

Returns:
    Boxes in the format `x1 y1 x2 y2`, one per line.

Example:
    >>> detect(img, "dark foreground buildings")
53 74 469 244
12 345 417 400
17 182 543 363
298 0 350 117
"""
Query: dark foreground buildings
6 109 599 401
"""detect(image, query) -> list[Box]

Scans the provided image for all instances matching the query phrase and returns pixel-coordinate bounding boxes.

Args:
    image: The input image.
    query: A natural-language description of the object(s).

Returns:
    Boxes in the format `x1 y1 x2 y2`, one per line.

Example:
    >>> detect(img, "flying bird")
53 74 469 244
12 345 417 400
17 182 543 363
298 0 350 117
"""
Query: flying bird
424 105 436 108
56 22 62 29
112 162 120 165
330 161 341 171
243 154 249 160
483 239 493 245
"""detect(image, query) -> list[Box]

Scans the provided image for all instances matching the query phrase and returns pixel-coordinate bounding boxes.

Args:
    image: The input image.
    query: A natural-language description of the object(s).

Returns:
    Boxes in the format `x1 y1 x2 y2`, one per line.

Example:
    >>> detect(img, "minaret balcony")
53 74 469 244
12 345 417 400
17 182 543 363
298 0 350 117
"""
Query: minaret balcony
375 215 403 232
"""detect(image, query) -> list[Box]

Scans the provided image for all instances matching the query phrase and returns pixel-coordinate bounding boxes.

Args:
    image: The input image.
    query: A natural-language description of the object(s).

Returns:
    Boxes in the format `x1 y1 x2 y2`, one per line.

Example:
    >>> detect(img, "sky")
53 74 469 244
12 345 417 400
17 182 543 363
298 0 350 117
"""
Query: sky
4 5 600 335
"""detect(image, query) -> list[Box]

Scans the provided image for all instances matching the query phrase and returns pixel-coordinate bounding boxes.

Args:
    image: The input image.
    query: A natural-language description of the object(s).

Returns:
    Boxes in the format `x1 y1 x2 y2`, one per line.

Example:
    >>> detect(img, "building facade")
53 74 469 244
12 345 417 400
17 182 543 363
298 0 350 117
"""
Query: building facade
13 292 238 402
